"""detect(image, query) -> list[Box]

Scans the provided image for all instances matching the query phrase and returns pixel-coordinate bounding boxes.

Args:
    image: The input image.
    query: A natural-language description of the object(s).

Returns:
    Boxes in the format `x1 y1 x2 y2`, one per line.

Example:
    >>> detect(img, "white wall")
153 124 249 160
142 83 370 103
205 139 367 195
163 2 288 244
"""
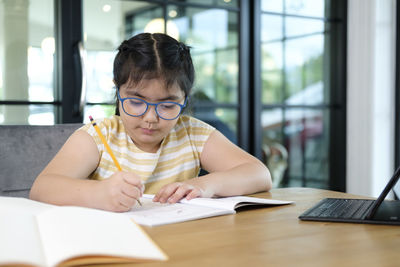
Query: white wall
347 0 396 197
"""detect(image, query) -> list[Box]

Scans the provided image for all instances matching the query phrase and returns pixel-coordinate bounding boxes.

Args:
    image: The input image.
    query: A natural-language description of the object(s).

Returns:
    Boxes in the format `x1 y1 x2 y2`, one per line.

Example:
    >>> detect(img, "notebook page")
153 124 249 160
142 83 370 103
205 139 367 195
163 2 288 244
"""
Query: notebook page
180 195 294 210
36 206 167 267
125 197 231 226
0 212 45 267
0 196 55 215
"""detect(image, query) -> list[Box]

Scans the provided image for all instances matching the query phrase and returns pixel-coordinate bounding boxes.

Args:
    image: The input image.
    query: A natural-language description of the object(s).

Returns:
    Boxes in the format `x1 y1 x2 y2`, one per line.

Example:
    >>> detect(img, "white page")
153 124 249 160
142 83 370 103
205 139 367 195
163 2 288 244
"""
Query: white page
179 195 294 210
140 194 293 211
0 211 46 267
124 197 231 226
36 206 167 267
0 196 55 215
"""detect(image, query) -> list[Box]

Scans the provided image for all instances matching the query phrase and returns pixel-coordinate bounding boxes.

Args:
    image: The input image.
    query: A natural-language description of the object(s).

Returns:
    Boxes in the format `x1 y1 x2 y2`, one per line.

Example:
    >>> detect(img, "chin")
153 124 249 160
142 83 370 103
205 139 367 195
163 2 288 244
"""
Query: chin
139 134 163 144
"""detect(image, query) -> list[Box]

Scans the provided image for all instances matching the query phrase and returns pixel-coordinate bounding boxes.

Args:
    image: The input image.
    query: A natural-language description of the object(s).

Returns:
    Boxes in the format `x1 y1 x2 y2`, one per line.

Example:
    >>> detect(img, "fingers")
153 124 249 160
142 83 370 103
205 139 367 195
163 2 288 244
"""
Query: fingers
98 171 144 212
153 183 180 203
122 172 143 188
185 189 202 201
116 193 138 212
119 176 143 210
121 181 142 199
153 182 203 204
168 185 201 203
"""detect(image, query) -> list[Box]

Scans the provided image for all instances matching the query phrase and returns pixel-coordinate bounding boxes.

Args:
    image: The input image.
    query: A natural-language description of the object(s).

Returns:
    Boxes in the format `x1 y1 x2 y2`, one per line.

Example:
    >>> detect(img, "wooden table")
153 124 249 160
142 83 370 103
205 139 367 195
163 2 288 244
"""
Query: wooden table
122 188 400 267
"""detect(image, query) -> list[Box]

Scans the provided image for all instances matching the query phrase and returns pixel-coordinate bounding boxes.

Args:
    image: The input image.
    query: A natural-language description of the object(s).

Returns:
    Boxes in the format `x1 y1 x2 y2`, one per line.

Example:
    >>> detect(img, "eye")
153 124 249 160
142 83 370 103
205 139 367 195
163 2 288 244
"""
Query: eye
127 99 145 106
159 103 178 109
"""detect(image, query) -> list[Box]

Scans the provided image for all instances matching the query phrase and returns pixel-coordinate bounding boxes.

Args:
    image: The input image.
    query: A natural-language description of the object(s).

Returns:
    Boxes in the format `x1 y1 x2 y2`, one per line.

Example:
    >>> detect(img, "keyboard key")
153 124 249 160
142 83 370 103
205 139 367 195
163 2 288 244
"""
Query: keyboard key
306 199 341 217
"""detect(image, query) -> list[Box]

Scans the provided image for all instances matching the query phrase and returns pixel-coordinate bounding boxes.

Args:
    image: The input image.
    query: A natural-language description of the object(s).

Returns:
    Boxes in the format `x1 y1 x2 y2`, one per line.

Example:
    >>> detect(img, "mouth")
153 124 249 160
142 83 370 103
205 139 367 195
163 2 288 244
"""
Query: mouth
141 128 156 135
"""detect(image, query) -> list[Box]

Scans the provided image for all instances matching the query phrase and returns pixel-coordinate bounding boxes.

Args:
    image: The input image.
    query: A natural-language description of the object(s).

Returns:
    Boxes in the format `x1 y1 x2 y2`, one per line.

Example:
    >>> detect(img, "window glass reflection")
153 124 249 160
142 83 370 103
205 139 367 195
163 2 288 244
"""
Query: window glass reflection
285 0 325 18
285 17 324 38
185 0 214 5
284 34 324 104
261 1 332 190
169 7 238 104
85 51 116 103
262 42 283 103
191 104 237 144
192 48 238 104
261 0 283 13
215 48 238 103
261 14 283 42
0 0 55 124
303 109 329 187
173 8 236 52
83 104 115 124
0 105 55 125
126 5 163 37
283 108 329 188
284 109 304 186
216 0 238 7
28 47 54 102
262 108 285 187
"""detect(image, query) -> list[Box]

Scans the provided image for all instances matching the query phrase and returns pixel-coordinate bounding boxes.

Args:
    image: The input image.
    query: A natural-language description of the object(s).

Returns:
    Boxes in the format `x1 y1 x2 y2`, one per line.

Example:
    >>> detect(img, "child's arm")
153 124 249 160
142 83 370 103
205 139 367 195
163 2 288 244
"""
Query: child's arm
153 130 272 203
29 130 143 212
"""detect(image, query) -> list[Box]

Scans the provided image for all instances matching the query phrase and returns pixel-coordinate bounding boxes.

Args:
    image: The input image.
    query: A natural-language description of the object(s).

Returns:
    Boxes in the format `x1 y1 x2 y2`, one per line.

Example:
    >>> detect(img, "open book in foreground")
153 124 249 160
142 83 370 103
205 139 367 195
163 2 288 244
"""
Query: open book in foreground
0 197 167 267
124 194 294 226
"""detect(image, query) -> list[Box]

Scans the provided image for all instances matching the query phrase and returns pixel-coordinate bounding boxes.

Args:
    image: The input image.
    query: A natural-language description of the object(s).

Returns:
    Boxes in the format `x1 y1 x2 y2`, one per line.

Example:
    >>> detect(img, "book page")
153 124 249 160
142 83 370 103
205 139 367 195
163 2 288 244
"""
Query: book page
0 211 45 267
124 197 231 226
0 196 55 215
36 206 167 267
179 195 294 210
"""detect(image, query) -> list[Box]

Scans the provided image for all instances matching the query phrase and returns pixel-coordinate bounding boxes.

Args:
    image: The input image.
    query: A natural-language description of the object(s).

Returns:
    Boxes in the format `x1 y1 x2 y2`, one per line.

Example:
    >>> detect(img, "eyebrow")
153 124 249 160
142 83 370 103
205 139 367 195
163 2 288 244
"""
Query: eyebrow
125 91 183 101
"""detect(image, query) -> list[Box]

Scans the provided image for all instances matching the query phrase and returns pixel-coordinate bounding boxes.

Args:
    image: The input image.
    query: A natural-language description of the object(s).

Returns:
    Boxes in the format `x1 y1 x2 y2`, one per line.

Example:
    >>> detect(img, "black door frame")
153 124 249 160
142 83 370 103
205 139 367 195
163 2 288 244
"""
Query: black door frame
55 0 83 123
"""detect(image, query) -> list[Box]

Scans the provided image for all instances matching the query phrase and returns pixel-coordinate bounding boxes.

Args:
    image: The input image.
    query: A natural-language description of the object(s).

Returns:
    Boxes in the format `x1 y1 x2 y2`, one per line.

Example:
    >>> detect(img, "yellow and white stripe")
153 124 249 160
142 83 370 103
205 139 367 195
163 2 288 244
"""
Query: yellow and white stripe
79 115 215 194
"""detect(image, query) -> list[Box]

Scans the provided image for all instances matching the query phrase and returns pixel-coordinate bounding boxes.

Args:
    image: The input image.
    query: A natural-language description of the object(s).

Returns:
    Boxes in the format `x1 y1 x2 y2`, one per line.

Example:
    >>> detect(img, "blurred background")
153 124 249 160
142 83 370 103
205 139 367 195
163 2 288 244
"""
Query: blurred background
0 0 398 198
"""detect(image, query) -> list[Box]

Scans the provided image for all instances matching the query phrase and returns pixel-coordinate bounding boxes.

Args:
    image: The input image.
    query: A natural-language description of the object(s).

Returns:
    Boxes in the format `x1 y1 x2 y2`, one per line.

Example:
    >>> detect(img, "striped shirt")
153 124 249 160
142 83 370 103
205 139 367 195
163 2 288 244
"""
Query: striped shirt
80 115 215 194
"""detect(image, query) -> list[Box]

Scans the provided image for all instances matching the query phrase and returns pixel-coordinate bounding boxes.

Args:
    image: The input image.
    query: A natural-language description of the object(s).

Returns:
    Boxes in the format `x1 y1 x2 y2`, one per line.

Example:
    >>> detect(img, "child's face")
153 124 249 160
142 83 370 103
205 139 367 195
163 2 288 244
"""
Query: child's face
118 79 185 153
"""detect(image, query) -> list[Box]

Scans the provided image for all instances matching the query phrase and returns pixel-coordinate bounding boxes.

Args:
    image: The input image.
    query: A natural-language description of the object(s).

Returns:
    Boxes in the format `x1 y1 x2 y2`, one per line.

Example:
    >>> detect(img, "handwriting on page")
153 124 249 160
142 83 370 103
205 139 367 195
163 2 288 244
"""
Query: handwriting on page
123 198 228 226
132 198 193 217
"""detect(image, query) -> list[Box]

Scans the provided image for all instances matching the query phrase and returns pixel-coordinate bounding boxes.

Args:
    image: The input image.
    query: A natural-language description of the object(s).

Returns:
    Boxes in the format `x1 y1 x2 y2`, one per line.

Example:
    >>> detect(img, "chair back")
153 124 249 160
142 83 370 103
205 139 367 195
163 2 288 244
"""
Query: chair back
0 124 82 198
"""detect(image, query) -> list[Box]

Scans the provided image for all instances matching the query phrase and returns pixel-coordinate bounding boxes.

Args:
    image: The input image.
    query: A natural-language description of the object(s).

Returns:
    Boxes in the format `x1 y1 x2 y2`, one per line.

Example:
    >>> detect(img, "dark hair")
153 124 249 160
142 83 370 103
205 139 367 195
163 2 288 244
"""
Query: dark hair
113 33 194 115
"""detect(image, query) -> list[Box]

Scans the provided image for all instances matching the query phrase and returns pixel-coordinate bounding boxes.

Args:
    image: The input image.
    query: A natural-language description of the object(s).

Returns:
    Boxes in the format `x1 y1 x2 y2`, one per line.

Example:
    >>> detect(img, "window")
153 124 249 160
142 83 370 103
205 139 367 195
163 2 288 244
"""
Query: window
259 0 346 189
0 0 56 125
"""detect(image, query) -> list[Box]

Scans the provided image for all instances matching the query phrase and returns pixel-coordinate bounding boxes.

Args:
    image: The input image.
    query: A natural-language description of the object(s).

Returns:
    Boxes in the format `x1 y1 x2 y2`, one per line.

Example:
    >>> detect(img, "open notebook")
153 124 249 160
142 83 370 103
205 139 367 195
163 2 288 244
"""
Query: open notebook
299 166 400 225
125 194 294 226
0 197 167 267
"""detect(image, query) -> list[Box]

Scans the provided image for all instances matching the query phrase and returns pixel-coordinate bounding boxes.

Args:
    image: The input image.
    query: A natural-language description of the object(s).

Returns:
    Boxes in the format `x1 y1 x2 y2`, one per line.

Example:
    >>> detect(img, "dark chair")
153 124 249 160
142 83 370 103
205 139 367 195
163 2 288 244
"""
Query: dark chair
0 124 82 198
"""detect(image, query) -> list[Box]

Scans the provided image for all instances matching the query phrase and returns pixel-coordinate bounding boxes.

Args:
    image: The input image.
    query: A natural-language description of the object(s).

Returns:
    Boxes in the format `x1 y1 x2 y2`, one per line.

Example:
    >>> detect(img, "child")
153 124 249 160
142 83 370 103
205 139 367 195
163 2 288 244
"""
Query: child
30 33 272 212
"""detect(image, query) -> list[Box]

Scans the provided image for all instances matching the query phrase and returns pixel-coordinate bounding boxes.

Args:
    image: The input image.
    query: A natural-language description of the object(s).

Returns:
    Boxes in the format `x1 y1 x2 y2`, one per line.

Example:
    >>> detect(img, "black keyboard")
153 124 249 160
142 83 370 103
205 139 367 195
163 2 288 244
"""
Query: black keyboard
300 198 375 220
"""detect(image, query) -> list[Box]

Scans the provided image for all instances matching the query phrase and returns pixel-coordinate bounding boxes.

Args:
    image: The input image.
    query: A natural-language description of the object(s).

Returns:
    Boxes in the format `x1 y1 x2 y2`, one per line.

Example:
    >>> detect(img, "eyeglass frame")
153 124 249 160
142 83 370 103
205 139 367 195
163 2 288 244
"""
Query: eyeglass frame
117 89 187 120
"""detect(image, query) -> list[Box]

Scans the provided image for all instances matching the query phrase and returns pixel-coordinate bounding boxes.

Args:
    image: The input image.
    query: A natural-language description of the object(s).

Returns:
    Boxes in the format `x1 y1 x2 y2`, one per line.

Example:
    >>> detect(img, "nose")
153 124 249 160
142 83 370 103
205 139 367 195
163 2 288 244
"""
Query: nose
142 104 158 123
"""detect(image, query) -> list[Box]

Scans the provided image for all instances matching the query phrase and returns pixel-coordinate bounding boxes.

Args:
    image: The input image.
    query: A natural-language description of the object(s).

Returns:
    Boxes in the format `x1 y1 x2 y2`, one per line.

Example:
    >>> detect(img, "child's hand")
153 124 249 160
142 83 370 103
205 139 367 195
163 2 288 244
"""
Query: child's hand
153 180 212 204
93 171 144 212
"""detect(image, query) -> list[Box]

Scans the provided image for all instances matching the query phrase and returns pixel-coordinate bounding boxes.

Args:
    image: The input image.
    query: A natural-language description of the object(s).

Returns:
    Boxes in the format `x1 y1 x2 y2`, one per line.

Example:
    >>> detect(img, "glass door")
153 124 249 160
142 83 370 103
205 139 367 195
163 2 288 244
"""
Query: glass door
0 0 56 125
259 0 346 189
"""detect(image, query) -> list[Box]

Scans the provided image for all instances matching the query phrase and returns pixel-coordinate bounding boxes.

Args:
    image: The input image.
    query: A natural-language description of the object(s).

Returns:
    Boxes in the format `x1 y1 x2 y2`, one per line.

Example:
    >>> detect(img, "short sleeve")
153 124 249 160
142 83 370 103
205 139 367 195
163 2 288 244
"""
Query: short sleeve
78 117 117 156
179 116 215 154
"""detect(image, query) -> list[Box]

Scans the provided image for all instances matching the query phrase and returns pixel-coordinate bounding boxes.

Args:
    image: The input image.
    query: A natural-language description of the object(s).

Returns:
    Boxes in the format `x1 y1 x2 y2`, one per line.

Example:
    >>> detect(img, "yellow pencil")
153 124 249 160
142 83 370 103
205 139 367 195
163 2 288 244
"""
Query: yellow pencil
89 116 142 206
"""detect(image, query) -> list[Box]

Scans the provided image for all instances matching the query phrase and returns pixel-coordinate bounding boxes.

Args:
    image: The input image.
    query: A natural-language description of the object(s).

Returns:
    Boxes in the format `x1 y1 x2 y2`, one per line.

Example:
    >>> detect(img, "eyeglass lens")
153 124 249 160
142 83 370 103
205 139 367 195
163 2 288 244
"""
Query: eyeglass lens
123 98 182 119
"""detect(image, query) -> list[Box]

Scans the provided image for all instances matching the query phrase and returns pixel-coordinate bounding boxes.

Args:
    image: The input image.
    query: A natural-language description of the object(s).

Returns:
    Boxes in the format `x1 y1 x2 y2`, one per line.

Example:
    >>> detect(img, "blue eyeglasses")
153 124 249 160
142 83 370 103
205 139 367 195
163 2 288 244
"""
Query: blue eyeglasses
117 90 187 120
